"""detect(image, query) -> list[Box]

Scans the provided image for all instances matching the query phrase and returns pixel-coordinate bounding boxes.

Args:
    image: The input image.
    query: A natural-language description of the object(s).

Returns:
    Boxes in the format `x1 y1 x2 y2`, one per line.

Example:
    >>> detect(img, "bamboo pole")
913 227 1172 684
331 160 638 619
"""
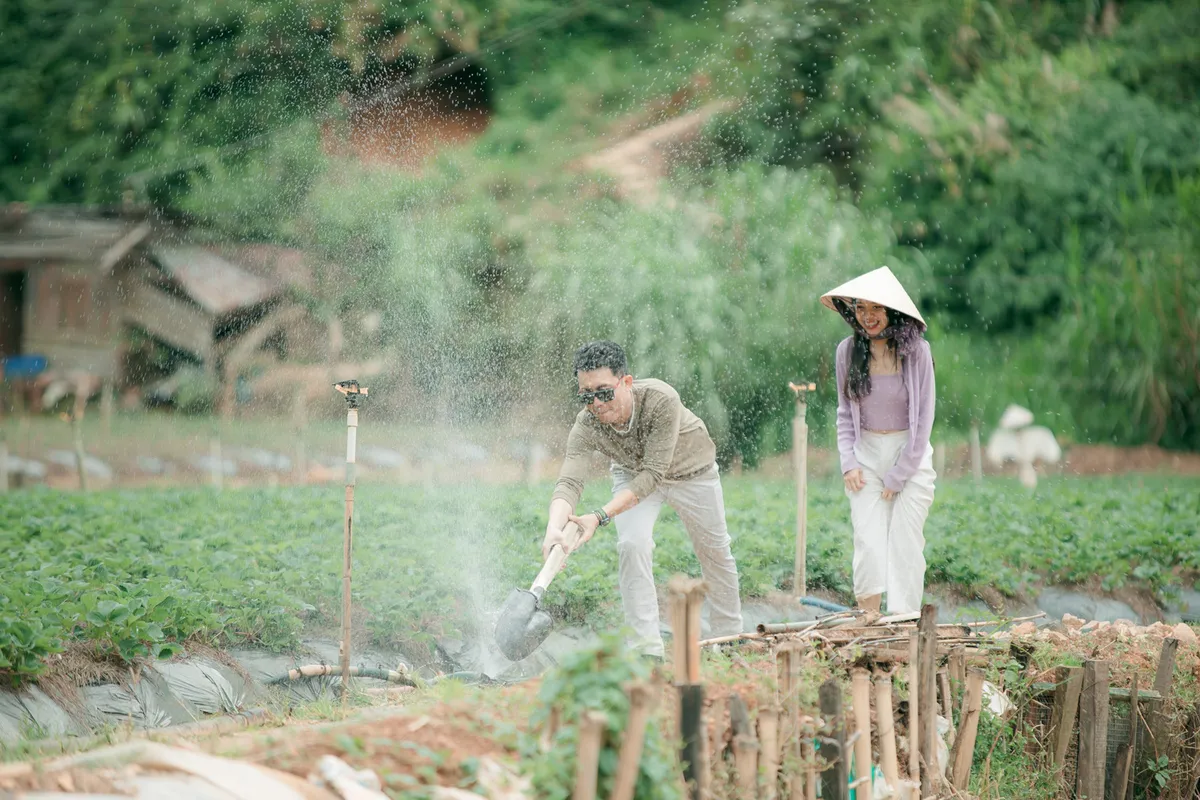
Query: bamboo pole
818 679 848 800
949 646 967 711
788 381 814 597
734 731 760 797
574 711 607 800
758 706 780 800
917 605 939 796
802 738 817 800
875 672 900 792
851 669 873 791
609 683 657 800
670 576 709 800
907 632 920 784
938 670 955 742
334 380 367 703
949 668 985 788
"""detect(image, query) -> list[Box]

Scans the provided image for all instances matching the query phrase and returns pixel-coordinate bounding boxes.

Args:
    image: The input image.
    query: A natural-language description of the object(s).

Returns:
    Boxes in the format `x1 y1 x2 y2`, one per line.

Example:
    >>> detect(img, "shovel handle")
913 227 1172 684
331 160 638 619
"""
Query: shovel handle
531 521 583 594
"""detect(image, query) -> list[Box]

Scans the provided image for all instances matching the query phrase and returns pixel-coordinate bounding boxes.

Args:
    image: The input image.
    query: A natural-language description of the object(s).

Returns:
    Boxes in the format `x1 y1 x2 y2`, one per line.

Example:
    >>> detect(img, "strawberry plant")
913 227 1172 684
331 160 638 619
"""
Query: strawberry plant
1 476 1197 683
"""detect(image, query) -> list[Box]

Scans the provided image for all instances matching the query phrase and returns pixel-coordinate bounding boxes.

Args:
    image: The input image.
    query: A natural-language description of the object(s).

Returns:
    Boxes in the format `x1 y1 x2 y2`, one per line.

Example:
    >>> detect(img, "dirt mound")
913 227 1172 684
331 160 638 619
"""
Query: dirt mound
227 706 519 794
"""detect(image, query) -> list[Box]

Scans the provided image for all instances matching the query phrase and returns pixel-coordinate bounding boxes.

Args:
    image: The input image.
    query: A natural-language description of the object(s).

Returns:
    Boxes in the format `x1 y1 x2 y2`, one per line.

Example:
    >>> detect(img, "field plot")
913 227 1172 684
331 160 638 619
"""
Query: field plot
3 477 1198 683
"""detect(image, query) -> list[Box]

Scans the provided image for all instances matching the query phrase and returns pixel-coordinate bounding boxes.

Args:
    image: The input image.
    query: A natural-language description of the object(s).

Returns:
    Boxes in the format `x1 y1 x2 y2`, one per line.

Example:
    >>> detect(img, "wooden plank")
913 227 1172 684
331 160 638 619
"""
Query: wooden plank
818 679 848 800
1077 660 1111 800
918 604 939 797
949 668 985 789
1049 666 1084 768
124 281 213 361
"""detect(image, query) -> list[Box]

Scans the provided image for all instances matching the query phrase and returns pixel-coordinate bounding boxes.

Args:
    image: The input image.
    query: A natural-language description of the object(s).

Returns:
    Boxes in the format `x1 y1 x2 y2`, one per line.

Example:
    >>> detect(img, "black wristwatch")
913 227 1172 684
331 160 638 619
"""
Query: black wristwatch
592 508 612 527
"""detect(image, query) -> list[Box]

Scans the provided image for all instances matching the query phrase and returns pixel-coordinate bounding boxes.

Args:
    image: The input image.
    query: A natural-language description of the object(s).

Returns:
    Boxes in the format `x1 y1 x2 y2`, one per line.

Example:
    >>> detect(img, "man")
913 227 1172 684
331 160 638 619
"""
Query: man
543 340 744 659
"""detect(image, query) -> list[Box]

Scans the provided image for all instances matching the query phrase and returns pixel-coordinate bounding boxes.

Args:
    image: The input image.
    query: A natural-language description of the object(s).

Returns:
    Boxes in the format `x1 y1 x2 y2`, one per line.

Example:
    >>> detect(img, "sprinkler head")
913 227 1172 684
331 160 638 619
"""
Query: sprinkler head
334 380 369 409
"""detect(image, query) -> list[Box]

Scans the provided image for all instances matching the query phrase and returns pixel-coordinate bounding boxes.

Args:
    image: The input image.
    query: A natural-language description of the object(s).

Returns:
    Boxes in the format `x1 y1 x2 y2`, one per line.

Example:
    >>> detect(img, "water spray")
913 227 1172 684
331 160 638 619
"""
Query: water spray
333 379 368 701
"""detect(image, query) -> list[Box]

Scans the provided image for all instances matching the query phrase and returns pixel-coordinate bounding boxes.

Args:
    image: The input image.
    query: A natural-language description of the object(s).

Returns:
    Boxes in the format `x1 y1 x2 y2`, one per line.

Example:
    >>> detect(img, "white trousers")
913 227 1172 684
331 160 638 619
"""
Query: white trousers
846 431 936 614
612 466 744 658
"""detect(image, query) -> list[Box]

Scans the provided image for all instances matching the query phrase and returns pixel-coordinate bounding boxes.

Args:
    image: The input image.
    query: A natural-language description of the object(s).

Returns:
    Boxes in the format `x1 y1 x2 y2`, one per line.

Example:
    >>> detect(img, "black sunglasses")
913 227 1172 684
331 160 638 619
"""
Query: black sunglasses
576 387 617 405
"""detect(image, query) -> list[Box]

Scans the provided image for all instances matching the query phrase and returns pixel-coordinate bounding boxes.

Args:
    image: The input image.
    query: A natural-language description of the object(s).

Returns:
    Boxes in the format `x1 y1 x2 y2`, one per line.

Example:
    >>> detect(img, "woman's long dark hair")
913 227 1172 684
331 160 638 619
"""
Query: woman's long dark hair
834 301 924 401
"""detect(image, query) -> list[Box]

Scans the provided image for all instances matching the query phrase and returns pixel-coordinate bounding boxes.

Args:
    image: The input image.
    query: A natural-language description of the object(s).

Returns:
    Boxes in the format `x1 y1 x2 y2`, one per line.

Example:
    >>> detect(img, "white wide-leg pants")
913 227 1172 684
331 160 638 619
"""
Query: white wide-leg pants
612 466 744 658
846 431 936 614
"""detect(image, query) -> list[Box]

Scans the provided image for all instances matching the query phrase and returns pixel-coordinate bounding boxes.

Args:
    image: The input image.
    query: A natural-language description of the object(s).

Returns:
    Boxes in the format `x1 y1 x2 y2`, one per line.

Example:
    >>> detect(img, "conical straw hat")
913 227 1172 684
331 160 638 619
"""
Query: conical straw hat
820 266 926 329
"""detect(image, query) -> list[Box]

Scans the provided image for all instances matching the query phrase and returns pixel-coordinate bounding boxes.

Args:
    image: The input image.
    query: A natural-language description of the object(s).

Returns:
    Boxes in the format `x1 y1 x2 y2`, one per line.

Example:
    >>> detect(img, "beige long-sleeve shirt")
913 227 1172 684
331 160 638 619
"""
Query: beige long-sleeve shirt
551 378 717 507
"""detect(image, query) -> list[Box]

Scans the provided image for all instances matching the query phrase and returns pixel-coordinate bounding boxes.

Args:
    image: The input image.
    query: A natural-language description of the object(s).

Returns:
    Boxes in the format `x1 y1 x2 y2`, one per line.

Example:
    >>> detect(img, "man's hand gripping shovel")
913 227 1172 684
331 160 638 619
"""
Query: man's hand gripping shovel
493 521 583 661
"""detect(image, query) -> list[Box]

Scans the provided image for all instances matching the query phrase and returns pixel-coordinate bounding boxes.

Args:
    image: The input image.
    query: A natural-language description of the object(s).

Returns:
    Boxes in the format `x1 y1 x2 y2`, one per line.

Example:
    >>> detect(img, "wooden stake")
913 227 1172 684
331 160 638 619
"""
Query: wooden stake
907 632 920 784
788 381 814 597
574 711 607 800
1049 665 1084 768
670 576 708 800
818 678 848 800
970 421 983 484
668 576 706 683
671 590 689 680
333 380 367 704
687 586 703 685
679 684 706 800
209 432 223 490
0 429 8 494
949 668 985 789
1144 636 1178 779
949 646 967 711
1077 660 1111 800
610 683 657 800
99 379 114 434
875 672 900 792
70 394 88 492
757 706 781 800
917 604 939 796
851 669 873 790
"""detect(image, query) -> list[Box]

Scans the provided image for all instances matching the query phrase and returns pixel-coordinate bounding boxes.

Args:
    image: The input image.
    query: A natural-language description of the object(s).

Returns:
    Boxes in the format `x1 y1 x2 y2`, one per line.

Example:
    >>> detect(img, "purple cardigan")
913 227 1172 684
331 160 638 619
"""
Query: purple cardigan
835 336 935 492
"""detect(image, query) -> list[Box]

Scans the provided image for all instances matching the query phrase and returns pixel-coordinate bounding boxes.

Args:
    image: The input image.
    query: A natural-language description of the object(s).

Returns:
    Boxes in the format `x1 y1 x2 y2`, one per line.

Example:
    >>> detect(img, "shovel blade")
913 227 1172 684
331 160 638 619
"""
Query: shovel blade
494 588 554 661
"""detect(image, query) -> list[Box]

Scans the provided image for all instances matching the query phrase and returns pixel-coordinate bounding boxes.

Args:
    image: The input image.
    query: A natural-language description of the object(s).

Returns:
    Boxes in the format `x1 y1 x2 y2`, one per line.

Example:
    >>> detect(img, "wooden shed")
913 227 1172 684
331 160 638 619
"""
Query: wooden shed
0 205 322 411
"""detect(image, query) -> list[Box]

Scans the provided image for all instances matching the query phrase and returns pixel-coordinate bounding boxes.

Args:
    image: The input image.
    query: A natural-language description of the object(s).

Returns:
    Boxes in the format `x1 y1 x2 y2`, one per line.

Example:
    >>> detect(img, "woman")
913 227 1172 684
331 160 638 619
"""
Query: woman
821 266 936 615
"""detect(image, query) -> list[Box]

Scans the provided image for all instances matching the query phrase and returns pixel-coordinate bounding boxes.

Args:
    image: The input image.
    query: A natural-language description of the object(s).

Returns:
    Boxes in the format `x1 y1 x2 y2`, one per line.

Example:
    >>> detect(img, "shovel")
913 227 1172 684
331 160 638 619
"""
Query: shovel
494 521 583 661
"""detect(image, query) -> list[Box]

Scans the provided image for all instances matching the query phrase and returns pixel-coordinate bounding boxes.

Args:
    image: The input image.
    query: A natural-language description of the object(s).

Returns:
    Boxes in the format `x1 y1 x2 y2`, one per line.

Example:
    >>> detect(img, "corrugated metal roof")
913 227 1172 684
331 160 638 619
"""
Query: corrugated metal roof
0 208 141 265
151 246 282 315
